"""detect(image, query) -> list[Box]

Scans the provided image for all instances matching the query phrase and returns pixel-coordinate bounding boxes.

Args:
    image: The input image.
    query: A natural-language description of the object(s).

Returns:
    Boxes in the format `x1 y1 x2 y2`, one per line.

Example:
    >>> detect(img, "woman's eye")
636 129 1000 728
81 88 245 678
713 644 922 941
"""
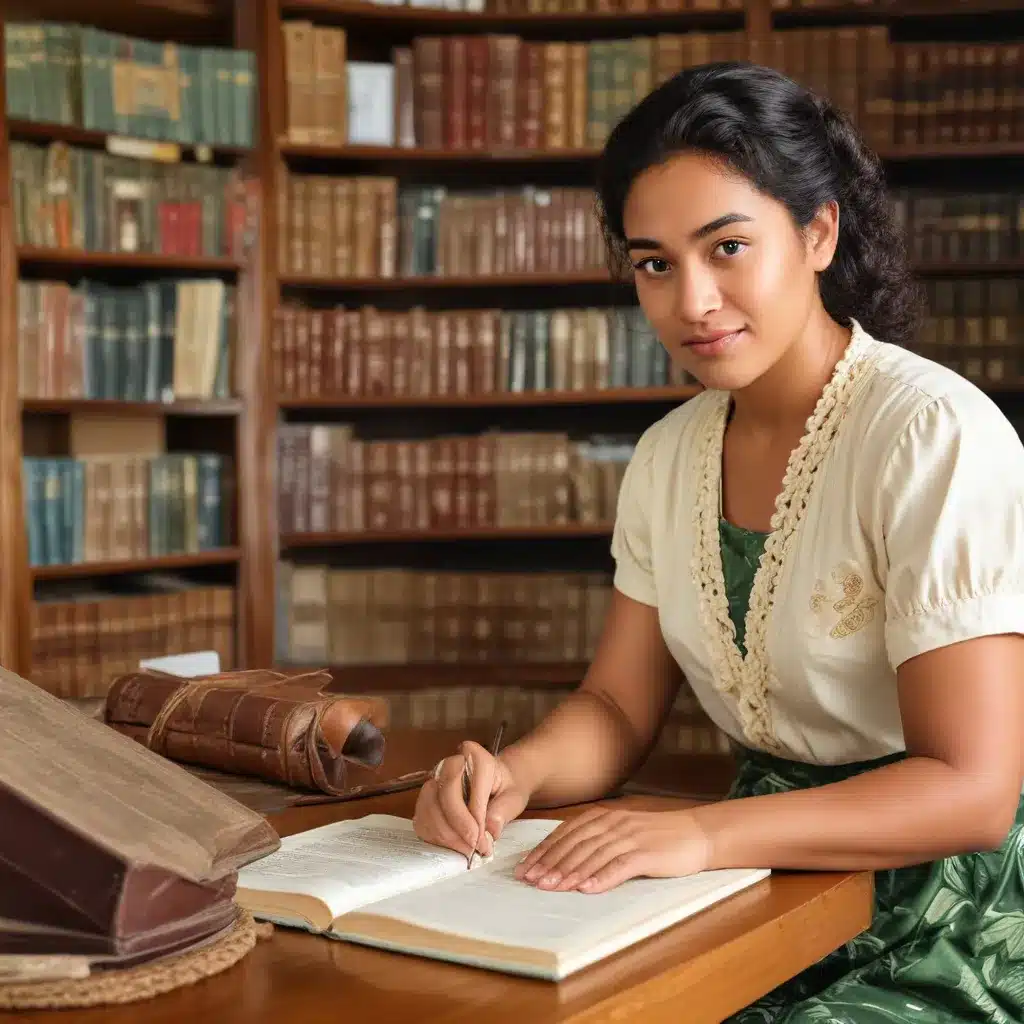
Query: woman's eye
715 239 746 258
634 257 671 275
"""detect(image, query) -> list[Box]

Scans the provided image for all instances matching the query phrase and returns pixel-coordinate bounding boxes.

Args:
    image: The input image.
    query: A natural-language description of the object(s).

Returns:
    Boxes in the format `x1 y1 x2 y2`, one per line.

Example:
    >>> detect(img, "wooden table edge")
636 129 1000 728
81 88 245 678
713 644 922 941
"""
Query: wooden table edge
560 871 873 1024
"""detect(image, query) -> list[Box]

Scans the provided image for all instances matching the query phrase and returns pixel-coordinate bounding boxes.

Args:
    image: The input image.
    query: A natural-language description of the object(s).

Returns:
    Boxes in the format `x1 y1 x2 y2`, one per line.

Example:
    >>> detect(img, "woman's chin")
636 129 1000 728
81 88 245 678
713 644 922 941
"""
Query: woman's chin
682 362 763 393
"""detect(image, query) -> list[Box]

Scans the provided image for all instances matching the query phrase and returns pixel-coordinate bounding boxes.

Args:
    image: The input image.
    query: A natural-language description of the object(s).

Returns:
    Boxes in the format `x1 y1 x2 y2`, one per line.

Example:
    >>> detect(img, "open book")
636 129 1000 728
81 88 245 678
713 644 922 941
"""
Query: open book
235 814 770 980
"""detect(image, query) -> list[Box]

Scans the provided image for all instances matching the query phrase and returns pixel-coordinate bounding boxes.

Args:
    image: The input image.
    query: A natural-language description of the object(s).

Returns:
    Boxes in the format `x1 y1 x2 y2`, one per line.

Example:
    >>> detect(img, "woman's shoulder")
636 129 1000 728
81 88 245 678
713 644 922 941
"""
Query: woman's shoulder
854 338 1021 457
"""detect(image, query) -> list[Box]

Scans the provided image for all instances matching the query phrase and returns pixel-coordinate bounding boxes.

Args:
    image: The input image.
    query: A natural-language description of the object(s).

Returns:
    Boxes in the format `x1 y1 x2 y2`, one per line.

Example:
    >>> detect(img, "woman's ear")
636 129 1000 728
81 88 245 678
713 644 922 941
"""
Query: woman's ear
805 200 840 272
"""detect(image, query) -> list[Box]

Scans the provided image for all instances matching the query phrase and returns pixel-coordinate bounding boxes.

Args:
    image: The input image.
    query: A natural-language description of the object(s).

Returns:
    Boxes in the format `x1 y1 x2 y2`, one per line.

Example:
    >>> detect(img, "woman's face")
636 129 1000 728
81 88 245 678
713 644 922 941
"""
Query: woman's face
621 151 837 393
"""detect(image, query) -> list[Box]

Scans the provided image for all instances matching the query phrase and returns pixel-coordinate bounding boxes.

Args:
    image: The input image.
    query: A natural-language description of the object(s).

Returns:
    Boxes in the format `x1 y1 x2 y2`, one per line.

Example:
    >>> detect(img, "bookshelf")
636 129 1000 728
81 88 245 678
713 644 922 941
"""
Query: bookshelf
0 0 266 684
0 0 1022 774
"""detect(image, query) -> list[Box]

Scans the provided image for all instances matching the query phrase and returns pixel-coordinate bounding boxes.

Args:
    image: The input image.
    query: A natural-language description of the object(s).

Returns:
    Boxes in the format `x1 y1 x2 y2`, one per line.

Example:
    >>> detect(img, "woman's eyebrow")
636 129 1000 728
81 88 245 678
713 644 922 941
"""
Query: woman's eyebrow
626 212 755 252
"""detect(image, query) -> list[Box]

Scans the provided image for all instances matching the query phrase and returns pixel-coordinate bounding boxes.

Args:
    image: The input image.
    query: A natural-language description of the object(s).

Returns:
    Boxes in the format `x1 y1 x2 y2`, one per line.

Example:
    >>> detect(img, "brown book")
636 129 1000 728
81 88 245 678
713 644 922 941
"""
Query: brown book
0 665 276 966
283 21 316 144
103 668 388 797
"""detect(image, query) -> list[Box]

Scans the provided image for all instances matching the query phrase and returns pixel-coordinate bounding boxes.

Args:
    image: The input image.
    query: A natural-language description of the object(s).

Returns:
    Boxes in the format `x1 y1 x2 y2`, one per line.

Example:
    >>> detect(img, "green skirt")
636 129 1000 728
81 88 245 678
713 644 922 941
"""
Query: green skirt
724 746 1024 1024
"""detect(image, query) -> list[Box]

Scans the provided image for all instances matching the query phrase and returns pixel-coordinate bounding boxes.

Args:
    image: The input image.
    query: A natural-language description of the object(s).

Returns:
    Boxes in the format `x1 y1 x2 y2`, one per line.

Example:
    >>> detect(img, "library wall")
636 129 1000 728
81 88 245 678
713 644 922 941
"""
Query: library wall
0 0 1021 784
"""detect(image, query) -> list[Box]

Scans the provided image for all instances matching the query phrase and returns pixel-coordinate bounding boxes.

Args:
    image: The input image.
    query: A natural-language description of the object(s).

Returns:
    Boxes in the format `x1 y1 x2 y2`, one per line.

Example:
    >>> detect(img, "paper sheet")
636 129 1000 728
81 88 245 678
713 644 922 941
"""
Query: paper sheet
237 815 562 919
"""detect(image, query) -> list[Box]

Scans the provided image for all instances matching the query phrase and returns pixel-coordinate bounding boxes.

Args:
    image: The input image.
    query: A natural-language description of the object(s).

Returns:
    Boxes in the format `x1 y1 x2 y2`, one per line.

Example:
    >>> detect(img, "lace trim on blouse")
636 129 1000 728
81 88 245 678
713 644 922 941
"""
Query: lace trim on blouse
690 321 881 751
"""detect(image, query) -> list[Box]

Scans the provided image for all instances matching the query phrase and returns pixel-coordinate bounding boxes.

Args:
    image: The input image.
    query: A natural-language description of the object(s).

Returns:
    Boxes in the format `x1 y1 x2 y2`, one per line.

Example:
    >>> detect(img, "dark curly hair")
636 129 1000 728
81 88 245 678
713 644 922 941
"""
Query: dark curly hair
595 61 922 347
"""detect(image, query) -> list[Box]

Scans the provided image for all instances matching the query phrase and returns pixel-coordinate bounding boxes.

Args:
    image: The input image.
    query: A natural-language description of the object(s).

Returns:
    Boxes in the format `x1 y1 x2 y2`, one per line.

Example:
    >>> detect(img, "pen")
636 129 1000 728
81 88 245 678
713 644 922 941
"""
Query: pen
462 719 506 870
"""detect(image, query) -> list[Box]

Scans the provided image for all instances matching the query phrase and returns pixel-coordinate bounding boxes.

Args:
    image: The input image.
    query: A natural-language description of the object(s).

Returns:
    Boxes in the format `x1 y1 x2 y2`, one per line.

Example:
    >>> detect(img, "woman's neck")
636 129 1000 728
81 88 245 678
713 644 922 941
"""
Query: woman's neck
730 310 852 433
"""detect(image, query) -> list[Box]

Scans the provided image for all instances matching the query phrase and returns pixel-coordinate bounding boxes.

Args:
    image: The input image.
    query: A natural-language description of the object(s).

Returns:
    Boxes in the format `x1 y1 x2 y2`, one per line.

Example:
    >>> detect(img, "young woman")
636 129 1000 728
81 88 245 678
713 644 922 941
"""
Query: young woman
413 62 1024 1023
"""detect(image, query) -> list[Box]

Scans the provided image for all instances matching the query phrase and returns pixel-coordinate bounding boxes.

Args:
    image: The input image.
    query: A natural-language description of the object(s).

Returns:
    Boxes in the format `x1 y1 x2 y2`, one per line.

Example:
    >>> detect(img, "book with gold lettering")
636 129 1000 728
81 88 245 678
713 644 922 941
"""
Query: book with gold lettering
235 814 769 980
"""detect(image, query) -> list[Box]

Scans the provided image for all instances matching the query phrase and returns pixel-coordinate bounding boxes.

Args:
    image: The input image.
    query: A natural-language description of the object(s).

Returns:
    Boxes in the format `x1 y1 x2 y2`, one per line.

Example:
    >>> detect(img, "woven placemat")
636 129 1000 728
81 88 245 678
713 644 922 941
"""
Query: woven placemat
0 910 273 1011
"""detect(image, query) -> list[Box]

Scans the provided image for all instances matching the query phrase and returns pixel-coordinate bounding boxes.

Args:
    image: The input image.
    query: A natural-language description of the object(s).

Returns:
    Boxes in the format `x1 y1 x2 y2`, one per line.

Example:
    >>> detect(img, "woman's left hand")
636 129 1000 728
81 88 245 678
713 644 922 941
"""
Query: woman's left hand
514 806 713 894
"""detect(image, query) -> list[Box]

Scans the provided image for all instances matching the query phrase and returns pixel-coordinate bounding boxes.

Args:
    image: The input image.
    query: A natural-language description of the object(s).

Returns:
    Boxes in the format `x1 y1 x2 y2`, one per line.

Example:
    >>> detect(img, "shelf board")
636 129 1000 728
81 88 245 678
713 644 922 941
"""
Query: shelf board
9 0 231 40
280 524 613 547
31 548 242 581
278 270 625 290
879 141 1024 161
278 141 1024 165
914 260 1024 276
278 259 1024 291
278 385 701 410
278 1 741 34
18 248 242 273
279 142 602 163
22 398 242 416
7 119 249 162
773 0 1023 22
303 661 591 691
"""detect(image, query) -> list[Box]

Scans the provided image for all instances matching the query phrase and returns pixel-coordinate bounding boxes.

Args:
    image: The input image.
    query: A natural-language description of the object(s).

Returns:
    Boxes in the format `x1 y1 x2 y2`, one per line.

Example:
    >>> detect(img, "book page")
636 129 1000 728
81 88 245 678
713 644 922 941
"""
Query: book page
236 815 562 921
236 815 467 918
346 851 770 966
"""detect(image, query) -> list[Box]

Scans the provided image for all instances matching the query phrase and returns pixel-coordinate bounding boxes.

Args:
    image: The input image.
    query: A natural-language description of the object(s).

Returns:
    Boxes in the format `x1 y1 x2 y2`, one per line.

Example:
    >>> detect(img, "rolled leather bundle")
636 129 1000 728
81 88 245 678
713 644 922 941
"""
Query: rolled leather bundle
102 668 389 796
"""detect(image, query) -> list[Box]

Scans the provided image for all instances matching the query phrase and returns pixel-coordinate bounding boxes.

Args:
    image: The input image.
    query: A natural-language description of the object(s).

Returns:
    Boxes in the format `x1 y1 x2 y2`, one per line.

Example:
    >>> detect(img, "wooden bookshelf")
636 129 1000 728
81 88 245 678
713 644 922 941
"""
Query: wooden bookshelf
277 270 626 290
31 548 242 581
7 119 250 161
280 524 615 547
0 3 263 682
17 248 243 273
1 0 1022 729
772 0 1023 23
278 1 744 33
279 142 1024 165
278 142 604 162
276 385 702 409
318 661 591 690
21 398 244 416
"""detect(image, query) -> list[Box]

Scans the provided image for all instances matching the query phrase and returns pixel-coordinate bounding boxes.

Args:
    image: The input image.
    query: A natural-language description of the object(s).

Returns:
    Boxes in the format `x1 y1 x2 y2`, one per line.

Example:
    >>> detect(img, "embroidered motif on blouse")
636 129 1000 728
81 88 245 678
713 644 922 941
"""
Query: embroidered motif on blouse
810 563 880 640
690 321 880 750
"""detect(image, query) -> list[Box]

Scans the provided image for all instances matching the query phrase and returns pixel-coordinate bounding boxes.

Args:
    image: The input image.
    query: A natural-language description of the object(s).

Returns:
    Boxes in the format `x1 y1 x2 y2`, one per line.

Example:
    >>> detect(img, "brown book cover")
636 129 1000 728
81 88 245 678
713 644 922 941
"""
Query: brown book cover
103 668 388 797
0 665 277 963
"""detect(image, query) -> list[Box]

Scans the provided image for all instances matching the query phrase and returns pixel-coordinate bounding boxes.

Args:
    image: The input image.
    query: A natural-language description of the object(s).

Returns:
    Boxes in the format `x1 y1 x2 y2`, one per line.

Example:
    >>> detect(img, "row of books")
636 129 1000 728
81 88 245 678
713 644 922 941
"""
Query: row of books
11 142 245 258
4 22 256 148
277 426 634 535
277 563 614 666
327 26 1023 153
18 279 234 403
290 25 1024 153
31 579 236 699
22 453 232 568
892 190 1024 264
379 683 732 761
272 304 691 400
285 28 757 151
279 177 606 279
913 279 1024 386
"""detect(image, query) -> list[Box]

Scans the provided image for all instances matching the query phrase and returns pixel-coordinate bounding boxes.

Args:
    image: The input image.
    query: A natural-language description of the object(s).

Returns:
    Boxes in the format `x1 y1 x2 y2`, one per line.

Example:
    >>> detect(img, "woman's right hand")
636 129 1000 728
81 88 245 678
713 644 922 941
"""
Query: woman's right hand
413 740 532 860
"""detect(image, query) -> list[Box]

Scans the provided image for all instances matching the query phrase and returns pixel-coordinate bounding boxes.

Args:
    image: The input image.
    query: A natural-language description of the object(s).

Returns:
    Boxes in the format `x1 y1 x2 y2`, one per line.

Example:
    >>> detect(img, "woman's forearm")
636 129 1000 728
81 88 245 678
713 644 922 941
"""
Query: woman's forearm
693 756 1019 872
499 690 646 808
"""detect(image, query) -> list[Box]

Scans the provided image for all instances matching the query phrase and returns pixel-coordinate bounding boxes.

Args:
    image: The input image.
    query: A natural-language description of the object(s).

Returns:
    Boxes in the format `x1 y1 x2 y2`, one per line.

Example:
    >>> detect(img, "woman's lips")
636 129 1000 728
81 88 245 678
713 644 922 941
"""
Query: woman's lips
682 328 745 358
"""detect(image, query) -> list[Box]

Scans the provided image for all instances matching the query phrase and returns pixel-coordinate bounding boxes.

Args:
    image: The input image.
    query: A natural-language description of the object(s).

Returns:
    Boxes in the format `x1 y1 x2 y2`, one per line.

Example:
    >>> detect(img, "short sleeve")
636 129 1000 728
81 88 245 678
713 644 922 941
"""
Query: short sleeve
880 390 1024 669
610 425 659 607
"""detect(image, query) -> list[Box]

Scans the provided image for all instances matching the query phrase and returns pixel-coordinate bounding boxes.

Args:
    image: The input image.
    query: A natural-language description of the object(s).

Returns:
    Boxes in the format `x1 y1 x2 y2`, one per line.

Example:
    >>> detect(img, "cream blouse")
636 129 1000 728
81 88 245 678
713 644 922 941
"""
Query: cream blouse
611 321 1024 765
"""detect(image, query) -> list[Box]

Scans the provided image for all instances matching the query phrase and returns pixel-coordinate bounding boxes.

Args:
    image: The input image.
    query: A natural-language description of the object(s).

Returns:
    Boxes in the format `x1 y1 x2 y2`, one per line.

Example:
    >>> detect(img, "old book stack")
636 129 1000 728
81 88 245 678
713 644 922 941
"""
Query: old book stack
0 665 277 1008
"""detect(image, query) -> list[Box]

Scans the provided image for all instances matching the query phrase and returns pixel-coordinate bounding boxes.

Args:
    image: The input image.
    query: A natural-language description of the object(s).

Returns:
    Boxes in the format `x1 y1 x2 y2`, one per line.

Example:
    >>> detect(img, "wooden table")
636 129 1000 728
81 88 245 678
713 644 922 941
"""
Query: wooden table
22 791 873 1024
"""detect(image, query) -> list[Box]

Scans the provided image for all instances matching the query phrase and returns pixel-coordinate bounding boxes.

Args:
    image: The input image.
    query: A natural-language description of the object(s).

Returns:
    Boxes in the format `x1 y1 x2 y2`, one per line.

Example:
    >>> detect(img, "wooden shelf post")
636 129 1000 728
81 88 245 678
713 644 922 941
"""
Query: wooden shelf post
233 0 285 669
0 22 30 674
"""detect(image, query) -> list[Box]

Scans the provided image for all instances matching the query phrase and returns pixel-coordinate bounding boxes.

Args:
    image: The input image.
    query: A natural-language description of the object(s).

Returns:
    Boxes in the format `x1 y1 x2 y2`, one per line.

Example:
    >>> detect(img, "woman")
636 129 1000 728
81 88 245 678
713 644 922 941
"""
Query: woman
413 62 1024 1023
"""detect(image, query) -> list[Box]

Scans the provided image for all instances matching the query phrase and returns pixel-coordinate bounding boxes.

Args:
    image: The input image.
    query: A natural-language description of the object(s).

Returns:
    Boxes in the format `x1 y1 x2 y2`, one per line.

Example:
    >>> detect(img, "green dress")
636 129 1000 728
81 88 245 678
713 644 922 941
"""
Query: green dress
718 518 1024 1024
